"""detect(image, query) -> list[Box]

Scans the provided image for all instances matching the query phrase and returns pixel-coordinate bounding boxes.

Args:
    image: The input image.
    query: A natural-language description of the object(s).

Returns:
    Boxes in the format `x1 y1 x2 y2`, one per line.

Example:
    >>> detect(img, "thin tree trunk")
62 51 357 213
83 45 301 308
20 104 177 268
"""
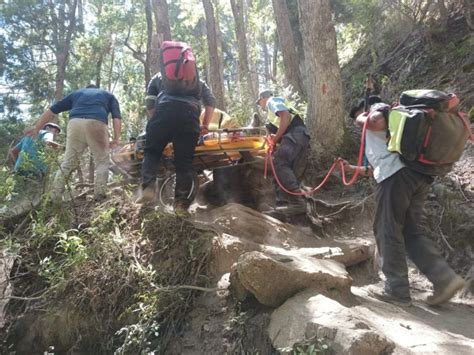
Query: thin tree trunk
108 42 116 92
96 55 102 88
202 0 226 110
465 0 474 30
272 32 279 81
298 0 345 153
54 0 78 103
272 0 305 98
230 0 257 111
261 33 270 84
215 1 227 106
144 0 154 82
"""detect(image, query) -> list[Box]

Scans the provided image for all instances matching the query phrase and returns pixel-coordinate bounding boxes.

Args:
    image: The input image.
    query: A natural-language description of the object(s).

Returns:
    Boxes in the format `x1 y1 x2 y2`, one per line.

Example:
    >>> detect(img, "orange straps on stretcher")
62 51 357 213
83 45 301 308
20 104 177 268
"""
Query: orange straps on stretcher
264 118 369 196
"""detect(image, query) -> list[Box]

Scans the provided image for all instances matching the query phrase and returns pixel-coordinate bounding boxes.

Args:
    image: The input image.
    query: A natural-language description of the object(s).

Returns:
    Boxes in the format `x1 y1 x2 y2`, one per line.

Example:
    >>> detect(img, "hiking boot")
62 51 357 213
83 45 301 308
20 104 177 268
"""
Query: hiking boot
367 285 412 306
426 276 466 306
280 195 307 216
136 183 156 204
174 200 191 217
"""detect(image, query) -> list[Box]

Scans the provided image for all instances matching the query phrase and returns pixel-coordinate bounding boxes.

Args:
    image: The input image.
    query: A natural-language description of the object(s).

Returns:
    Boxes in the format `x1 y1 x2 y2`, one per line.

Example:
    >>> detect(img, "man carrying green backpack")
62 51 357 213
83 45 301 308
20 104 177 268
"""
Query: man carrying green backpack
344 90 471 306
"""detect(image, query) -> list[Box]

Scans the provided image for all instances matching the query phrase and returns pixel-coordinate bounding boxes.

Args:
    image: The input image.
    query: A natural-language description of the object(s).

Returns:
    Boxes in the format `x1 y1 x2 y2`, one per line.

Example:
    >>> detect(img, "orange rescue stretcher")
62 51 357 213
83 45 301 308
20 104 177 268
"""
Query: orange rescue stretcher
111 127 269 180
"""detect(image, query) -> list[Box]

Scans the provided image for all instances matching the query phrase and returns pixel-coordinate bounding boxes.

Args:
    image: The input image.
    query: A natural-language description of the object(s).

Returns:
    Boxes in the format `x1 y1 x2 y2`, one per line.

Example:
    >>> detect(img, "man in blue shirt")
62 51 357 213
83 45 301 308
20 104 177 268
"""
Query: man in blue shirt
256 90 310 217
31 84 122 200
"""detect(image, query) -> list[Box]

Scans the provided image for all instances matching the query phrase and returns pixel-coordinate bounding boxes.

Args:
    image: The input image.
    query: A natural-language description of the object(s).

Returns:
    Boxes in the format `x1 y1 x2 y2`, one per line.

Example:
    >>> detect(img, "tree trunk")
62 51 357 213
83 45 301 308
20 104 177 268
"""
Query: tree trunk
261 33 271 84
272 0 305 98
437 0 448 28
298 0 345 153
144 0 154 82
465 0 474 30
230 0 257 112
54 0 78 103
152 0 172 43
202 0 226 110
272 32 279 81
147 0 171 78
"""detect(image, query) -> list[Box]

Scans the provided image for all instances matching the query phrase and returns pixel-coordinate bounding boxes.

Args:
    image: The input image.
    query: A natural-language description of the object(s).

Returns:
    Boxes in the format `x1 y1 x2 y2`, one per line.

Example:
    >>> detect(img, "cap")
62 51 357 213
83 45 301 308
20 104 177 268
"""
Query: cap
368 95 382 106
349 95 383 118
255 89 274 105
43 122 61 133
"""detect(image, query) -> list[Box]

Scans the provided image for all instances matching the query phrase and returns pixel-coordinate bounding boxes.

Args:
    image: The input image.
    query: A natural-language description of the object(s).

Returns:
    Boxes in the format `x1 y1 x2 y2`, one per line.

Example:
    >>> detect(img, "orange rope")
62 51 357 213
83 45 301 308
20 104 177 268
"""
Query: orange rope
265 118 369 196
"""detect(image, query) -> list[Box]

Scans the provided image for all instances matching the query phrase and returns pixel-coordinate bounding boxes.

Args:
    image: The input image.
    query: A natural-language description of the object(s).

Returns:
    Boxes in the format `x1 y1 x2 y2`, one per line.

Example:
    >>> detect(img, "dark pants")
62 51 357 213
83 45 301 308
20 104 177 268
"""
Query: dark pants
374 167 457 298
273 125 310 199
141 101 200 204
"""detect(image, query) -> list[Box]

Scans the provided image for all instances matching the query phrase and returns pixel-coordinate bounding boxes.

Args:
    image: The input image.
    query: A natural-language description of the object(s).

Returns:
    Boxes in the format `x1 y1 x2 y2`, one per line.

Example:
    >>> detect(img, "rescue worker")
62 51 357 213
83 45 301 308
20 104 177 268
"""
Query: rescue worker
256 90 310 216
139 72 216 212
343 103 466 306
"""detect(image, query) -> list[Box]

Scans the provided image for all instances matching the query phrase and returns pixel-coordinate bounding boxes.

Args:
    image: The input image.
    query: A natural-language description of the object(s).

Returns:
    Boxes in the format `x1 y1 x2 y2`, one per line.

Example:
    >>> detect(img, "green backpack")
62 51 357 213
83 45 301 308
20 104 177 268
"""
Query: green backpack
387 90 472 176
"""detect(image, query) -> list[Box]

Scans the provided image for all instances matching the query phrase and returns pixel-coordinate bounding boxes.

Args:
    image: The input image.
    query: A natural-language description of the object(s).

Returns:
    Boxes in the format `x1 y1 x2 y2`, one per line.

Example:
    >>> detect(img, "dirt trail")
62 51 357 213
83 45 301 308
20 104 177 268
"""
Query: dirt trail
168 199 473 354
353 282 474 354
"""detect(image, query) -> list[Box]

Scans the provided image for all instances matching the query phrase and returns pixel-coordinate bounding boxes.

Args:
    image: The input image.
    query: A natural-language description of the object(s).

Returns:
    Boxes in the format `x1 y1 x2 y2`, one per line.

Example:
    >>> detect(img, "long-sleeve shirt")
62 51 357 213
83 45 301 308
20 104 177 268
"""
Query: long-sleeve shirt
50 88 121 124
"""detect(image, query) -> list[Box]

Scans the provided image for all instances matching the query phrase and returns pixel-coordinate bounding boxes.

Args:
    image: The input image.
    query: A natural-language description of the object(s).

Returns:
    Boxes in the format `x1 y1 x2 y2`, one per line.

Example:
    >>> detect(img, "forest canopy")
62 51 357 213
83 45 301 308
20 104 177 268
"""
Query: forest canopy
0 0 471 156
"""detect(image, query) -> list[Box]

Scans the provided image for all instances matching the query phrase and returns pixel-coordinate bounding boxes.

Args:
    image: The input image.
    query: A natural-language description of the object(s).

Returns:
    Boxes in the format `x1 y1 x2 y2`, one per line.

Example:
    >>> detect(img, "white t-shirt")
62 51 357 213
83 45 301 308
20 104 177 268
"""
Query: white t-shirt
365 130 405 183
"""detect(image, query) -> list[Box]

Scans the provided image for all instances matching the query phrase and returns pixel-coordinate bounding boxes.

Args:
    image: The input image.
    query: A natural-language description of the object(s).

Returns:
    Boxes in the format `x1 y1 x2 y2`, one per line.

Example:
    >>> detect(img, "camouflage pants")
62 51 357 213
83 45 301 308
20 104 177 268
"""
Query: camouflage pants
273 125 310 202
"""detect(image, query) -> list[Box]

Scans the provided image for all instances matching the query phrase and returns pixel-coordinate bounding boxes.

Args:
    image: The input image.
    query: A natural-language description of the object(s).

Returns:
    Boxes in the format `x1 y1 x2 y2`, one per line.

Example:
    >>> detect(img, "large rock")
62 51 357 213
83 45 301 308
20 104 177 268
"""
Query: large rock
231 251 352 307
195 204 374 278
269 289 395 354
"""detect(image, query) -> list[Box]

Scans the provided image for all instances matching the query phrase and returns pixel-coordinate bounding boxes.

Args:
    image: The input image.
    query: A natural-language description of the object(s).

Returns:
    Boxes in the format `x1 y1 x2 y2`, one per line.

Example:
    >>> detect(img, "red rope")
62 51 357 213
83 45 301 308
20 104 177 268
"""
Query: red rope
265 118 369 196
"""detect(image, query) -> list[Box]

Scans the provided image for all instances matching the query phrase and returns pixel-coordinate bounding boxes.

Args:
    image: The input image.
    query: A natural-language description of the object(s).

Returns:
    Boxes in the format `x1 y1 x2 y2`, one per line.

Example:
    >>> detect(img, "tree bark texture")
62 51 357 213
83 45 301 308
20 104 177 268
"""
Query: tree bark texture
272 0 305 98
261 34 271 83
145 0 154 83
148 0 172 80
272 32 279 80
54 0 78 104
465 0 473 30
298 0 345 152
152 0 172 43
230 0 257 111
202 0 226 110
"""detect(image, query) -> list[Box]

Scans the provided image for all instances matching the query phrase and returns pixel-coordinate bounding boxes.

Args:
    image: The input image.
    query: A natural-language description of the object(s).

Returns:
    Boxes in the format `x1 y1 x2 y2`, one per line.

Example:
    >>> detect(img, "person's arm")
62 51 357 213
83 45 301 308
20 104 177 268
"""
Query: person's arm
199 81 216 134
41 132 63 149
201 106 215 134
145 75 161 119
355 111 387 131
341 160 373 177
273 110 291 144
111 118 122 148
109 96 122 149
30 110 56 136
9 146 20 163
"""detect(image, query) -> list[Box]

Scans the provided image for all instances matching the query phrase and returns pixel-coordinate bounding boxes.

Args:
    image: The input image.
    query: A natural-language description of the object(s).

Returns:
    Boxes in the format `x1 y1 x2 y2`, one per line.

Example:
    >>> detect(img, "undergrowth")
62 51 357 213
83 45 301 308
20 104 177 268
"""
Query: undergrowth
1 189 213 354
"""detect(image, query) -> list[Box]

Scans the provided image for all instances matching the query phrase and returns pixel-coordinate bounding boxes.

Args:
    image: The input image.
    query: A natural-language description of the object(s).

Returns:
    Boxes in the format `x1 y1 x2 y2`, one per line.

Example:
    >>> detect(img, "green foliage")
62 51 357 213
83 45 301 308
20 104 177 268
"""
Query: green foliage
281 336 331 355
1 182 213 353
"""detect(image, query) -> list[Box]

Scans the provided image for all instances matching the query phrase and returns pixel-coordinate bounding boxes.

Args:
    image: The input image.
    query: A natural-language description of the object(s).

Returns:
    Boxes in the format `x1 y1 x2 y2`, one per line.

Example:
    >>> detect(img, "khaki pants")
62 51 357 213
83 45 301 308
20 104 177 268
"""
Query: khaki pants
52 118 109 198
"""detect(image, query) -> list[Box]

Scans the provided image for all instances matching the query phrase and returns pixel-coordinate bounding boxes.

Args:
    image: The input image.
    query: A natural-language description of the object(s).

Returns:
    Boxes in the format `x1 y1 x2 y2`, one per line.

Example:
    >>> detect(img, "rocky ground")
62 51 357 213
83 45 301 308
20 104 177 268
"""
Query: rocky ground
1 142 472 353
